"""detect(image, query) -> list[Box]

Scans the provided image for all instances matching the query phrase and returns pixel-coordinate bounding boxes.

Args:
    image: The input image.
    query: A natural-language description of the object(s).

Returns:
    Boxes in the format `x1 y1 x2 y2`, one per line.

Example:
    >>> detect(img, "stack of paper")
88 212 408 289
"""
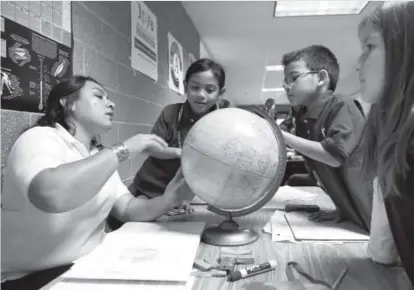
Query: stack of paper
47 278 195 290
48 222 205 289
265 210 369 244
285 212 369 241
269 210 297 242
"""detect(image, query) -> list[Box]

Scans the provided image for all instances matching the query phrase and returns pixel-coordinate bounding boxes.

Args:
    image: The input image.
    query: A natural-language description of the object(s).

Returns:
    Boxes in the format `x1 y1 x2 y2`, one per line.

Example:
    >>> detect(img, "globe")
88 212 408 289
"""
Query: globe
181 106 287 246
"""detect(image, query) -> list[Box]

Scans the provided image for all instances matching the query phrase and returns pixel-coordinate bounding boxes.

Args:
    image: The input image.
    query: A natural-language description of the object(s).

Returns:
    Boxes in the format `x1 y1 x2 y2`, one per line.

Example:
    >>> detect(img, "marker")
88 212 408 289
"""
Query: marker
228 260 277 282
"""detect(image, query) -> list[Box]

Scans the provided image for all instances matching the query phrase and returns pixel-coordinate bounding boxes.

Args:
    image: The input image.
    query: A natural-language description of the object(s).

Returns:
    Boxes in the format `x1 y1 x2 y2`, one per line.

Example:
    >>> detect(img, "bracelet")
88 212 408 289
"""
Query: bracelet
108 143 129 162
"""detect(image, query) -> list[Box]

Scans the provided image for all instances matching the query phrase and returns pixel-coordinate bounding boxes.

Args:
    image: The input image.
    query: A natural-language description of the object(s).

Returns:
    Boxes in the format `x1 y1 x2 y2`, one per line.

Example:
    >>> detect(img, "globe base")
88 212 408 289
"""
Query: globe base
201 218 259 247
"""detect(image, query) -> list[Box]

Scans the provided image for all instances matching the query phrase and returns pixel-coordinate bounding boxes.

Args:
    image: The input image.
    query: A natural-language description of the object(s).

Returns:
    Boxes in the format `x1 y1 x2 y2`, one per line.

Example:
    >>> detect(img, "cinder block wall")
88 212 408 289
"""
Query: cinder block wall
1 1 200 186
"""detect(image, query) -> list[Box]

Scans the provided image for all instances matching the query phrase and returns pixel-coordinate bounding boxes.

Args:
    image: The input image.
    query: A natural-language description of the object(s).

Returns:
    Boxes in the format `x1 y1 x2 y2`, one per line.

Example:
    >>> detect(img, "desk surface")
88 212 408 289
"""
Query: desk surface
46 187 413 290
160 187 413 290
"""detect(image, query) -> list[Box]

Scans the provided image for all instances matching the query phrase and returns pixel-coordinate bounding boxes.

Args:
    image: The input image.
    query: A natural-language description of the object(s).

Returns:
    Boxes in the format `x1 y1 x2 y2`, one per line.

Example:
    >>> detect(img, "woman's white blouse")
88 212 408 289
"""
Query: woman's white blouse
1 124 127 282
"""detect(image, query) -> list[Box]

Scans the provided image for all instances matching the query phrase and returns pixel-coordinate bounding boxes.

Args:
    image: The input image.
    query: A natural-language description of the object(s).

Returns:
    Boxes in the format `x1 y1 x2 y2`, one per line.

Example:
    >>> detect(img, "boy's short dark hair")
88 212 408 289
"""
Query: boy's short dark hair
282 45 339 92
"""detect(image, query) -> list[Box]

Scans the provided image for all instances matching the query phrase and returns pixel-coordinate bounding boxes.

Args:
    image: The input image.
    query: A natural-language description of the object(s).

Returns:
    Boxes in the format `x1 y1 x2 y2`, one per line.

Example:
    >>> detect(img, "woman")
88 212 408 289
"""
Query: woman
357 2 414 285
1 76 193 289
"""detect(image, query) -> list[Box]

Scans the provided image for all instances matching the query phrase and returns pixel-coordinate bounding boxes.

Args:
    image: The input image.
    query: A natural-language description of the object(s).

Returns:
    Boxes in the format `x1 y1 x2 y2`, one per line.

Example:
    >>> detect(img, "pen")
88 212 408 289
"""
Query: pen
228 260 277 282
332 267 348 290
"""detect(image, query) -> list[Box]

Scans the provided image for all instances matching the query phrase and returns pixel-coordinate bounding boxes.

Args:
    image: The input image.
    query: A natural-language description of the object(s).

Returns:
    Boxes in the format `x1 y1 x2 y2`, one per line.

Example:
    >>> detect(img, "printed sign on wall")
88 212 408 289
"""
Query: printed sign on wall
131 1 158 82
168 32 184 95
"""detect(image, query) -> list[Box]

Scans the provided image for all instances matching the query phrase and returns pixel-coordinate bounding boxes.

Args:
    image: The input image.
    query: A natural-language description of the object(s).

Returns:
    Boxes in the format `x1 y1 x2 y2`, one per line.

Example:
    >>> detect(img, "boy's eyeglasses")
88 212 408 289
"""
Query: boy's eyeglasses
283 71 320 88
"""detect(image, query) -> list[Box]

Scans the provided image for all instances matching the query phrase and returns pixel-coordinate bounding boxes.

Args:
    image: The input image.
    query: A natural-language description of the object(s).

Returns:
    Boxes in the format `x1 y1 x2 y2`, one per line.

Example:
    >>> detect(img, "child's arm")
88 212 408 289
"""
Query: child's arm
367 177 399 265
144 147 181 159
282 101 364 168
282 131 341 167
144 106 180 159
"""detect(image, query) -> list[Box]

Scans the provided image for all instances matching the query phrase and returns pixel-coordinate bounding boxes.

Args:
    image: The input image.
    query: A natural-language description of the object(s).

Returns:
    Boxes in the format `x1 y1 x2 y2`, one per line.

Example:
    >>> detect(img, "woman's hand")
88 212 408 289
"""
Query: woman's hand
164 168 195 208
123 134 168 159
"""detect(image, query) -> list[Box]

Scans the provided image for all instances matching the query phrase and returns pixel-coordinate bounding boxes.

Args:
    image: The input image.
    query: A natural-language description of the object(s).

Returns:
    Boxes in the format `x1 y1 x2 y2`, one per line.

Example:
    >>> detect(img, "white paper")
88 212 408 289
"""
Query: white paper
263 221 272 234
267 211 345 244
130 1 158 81
61 222 205 282
262 186 318 210
168 32 184 95
286 212 370 241
270 210 297 242
47 277 195 290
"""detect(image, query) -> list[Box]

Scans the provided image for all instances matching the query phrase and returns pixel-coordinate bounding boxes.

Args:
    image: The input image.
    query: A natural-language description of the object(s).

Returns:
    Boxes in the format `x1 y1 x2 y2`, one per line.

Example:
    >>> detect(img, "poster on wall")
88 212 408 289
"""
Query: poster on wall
131 1 158 82
168 32 184 95
1 1 72 113
189 52 196 65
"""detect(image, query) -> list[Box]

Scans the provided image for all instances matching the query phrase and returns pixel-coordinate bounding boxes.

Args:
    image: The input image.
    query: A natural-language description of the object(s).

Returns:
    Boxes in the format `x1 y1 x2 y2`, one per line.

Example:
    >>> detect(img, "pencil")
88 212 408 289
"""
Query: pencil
332 267 348 290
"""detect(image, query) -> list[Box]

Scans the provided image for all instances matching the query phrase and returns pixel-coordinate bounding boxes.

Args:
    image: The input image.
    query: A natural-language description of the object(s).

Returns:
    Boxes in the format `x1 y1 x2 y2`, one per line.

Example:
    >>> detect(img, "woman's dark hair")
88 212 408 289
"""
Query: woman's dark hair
36 75 103 148
358 2 414 196
264 98 276 112
185 58 225 90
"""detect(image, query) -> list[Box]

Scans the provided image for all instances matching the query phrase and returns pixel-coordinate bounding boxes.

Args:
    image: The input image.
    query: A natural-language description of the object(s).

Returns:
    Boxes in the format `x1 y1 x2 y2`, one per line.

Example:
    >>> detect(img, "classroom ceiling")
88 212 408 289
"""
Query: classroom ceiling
182 1 382 105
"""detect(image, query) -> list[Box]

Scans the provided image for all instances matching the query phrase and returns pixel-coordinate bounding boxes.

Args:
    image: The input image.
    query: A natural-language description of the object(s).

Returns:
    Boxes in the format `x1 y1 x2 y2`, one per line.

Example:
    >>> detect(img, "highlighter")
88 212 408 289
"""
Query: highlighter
228 260 277 282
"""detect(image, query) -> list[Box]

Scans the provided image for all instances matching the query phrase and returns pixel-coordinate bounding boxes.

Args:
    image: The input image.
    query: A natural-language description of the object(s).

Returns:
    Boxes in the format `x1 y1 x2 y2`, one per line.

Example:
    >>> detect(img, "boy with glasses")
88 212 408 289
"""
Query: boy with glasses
280 45 372 232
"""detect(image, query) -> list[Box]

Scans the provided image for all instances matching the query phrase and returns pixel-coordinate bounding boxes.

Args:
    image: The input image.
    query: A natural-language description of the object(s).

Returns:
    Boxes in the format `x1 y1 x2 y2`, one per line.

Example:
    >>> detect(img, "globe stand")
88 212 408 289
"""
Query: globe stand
201 213 259 247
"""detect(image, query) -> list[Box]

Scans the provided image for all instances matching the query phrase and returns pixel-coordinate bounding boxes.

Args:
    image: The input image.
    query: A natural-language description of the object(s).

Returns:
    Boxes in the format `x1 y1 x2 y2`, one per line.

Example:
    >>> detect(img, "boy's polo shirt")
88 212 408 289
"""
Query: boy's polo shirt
1 124 127 282
130 102 211 198
294 91 373 231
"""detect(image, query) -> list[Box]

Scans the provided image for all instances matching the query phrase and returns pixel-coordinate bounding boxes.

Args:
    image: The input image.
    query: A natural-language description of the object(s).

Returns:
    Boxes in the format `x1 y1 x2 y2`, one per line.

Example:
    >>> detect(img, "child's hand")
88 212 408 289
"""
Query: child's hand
178 200 195 215
165 202 195 216
307 209 342 223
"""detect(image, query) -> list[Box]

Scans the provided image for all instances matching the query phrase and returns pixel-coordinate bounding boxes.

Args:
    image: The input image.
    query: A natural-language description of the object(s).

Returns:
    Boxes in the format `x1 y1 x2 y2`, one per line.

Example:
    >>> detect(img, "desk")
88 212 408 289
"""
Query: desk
46 187 413 290
159 187 413 290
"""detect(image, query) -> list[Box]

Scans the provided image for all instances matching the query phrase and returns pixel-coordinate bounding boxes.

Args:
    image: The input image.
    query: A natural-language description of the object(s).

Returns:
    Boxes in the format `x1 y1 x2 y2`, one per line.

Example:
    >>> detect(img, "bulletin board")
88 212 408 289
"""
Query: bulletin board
1 1 73 113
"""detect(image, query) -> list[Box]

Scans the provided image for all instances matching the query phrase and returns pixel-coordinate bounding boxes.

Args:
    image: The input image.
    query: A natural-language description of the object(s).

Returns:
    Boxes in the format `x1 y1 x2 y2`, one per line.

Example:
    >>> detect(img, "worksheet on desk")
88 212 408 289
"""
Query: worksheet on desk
61 222 205 282
285 212 369 241
48 277 195 290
